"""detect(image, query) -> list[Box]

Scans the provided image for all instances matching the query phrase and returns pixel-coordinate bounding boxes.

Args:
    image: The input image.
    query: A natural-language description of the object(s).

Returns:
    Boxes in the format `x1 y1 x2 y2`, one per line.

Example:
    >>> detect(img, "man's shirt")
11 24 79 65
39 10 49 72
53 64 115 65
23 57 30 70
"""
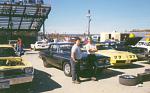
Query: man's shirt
71 44 82 60
85 43 96 54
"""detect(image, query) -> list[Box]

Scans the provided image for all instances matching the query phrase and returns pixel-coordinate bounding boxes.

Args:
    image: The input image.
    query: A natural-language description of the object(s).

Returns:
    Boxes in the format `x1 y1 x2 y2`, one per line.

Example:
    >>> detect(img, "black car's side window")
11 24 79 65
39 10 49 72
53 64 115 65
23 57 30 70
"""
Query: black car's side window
50 45 60 54
52 45 57 51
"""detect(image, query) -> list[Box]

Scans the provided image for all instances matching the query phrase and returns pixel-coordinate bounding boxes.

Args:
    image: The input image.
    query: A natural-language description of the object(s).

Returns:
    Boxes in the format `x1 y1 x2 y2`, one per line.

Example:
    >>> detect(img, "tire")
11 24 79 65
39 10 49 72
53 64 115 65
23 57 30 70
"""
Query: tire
119 75 138 86
63 62 71 77
145 69 150 74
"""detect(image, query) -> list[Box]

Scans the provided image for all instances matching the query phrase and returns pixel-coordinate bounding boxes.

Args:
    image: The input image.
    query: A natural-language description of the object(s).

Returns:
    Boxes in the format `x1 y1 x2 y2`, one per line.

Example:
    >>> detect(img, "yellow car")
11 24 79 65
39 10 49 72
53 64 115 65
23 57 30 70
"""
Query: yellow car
95 44 137 66
0 45 34 89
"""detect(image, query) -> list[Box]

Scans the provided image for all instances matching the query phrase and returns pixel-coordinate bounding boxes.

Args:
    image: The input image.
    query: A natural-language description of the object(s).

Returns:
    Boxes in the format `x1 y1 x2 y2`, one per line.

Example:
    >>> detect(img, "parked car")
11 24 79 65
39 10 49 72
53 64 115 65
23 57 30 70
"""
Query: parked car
40 42 111 77
0 45 34 89
30 41 49 50
135 40 150 53
102 41 149 60
8 40 25 56
95 44 138 66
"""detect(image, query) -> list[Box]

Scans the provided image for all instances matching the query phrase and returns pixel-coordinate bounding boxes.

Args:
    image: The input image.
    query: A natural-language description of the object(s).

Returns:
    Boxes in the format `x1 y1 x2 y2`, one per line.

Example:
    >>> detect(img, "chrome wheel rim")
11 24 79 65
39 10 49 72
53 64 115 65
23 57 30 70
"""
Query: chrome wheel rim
64 64 70 74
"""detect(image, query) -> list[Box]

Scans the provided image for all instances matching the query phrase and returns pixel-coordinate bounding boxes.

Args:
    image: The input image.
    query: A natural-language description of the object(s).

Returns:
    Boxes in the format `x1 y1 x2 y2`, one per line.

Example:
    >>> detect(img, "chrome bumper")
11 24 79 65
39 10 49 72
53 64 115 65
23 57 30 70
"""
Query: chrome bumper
97 64 111 68
0 75 33 85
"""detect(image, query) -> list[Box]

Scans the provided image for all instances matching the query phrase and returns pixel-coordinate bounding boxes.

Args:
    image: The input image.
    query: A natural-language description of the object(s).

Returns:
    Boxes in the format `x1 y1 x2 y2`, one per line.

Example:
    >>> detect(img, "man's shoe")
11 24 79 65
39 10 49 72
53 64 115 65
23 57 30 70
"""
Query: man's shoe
91 77 97 81
72 80 80 84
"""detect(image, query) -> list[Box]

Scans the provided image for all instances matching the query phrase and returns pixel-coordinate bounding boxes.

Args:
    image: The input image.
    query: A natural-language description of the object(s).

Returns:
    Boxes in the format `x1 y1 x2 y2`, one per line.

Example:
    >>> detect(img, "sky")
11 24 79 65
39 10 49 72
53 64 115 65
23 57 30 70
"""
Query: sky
43 0 150 34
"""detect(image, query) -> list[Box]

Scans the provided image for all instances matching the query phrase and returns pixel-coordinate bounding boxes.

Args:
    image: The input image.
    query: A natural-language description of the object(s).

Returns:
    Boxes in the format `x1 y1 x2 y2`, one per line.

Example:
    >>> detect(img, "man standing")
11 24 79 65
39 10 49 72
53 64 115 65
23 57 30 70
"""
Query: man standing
85 37 97 81
70 37 82 84
17 37 23 56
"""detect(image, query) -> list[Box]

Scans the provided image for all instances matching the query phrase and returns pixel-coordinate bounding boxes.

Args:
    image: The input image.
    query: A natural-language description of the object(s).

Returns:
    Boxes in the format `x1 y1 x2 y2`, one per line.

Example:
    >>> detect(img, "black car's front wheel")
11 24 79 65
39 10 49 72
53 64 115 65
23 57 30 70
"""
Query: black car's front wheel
63 62 71 77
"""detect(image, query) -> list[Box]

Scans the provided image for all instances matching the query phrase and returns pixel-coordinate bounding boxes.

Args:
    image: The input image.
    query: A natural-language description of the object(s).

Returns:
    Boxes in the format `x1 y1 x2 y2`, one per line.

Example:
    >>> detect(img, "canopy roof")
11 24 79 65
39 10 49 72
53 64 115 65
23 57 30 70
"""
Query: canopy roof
0 3 51 32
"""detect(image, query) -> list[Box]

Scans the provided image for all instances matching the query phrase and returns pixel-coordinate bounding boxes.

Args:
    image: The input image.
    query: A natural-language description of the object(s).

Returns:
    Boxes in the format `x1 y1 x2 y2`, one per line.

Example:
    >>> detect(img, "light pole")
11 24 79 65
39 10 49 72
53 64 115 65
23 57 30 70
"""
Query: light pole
86 10 91 36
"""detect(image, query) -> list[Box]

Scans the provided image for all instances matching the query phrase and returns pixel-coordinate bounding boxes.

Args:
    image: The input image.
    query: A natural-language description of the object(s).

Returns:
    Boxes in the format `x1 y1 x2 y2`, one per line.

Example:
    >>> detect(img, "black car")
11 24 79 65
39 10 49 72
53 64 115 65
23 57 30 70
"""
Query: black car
102 41 149 60
40 42 111 77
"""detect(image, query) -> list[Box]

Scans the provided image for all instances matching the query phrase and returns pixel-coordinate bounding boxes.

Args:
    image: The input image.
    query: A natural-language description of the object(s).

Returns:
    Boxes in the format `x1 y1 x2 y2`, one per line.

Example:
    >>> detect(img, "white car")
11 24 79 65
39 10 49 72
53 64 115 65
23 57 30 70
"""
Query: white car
31 41 49 50
135 40 150 52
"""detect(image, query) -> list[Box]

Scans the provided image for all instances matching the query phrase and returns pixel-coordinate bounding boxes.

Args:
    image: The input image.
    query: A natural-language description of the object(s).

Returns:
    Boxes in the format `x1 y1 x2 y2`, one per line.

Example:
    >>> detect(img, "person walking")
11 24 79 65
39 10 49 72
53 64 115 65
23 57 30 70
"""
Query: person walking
85 37 98 81
70 37 82 84
17 37 23 56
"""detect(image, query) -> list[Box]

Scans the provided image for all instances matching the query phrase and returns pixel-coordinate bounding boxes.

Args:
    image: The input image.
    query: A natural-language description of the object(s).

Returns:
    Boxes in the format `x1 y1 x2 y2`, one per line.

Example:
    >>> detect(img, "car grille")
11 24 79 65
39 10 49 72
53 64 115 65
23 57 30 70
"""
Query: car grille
0 69 25 79
116 60 126 63
131 60 137 62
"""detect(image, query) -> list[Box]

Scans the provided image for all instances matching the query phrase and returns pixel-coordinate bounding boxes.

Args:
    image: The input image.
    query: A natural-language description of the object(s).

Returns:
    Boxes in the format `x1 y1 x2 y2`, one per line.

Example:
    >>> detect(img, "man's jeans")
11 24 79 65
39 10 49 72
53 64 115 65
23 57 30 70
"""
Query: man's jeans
70 58 80 81
87 54 97 77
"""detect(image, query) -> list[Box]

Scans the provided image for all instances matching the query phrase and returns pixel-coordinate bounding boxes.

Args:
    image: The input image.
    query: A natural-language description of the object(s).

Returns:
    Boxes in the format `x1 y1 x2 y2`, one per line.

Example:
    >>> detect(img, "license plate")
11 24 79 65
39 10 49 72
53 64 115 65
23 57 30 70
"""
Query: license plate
0 81 10 89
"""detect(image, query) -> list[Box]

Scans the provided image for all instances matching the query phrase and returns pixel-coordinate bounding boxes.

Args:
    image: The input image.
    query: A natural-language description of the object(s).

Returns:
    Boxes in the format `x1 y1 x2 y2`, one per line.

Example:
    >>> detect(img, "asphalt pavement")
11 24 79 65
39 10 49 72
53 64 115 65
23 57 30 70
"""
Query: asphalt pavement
0 50 150 93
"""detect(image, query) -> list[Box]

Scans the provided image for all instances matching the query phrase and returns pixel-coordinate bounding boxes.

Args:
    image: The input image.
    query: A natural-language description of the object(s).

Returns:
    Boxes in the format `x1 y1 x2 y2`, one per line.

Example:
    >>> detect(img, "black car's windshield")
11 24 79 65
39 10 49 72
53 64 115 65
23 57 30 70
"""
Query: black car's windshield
97 45 113 50
59 44 72 51
50 43 73 53
0 47 16 57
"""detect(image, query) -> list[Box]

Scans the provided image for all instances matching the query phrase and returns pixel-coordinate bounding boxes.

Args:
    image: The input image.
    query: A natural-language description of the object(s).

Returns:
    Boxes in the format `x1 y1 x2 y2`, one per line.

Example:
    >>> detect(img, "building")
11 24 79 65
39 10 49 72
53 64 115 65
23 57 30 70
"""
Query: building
100 32 129 42
130 29 150 37
0 0 51 47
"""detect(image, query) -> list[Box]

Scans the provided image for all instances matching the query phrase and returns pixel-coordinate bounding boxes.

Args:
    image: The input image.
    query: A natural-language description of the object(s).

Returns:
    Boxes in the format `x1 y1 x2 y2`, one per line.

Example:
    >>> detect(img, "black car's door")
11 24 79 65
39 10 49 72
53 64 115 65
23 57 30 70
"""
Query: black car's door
52 51 63 68
50 44 71 68
46 45 62 68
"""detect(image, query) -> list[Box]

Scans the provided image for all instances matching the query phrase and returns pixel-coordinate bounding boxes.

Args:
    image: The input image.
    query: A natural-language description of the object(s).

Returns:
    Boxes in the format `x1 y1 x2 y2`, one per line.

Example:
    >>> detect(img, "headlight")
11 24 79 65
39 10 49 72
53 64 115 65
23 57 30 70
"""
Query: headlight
98 58 110 64
129 55 132 58
118 56 121 59
114 56 117 59
132 55 136 58
105 58 110 64
24 67 34 74
98 59 104 64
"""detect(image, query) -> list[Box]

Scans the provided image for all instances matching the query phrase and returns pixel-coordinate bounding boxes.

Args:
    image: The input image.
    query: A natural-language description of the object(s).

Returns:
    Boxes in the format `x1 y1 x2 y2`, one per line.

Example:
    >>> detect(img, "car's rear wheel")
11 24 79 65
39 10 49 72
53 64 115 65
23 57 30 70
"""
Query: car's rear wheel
63 62 71 77
119 75 138 86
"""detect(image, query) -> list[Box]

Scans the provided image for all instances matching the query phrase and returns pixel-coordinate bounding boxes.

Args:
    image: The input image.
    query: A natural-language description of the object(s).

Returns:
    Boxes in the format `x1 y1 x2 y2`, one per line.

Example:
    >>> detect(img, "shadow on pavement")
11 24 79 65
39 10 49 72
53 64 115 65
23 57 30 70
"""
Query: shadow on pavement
79 69 124 82
140 61 150 65
0 69 62 93
112 64 145 69
96 69 124 80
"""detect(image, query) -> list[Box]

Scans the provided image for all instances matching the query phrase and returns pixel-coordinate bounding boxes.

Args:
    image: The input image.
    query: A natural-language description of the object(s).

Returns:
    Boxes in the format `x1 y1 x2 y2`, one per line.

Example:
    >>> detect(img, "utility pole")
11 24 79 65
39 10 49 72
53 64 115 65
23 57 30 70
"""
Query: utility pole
86 10 91 36
43 20 45 38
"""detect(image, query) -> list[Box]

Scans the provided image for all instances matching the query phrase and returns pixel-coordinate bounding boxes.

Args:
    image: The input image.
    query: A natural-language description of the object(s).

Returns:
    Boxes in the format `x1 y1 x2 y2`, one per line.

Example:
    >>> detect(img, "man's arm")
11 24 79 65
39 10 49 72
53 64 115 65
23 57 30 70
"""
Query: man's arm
71 52 77 62
92 45 98 52
86 45 97 53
